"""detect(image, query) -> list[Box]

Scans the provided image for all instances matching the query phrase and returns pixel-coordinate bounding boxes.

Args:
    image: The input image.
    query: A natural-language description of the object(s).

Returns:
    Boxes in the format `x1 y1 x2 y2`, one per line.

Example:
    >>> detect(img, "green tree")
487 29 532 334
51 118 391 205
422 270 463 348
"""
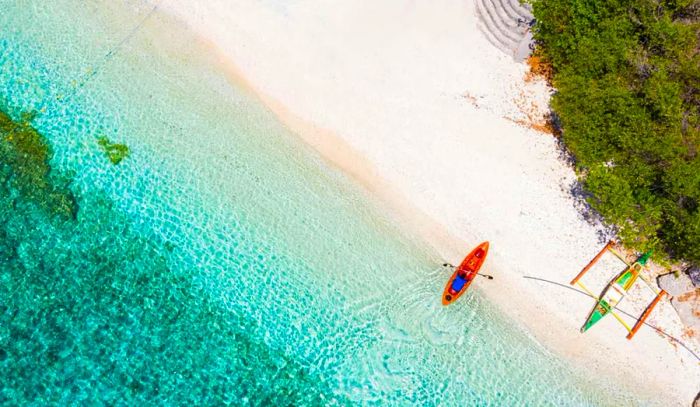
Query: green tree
529 0 700 262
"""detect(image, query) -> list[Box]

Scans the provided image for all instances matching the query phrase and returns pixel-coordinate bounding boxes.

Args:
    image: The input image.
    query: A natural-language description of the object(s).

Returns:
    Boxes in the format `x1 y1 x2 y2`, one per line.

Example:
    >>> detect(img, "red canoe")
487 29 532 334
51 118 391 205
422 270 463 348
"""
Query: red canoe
442 242 490 306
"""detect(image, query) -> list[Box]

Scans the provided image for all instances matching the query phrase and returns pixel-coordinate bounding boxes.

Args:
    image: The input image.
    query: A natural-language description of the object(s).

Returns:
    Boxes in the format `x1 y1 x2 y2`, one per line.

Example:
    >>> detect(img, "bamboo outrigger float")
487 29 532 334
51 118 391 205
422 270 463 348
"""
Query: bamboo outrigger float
571 241 667 340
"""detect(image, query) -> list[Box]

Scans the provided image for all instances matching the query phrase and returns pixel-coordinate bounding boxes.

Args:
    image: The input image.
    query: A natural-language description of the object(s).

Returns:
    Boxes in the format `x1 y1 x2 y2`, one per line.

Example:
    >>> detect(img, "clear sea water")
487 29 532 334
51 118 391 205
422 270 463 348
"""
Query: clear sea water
0 1 651 405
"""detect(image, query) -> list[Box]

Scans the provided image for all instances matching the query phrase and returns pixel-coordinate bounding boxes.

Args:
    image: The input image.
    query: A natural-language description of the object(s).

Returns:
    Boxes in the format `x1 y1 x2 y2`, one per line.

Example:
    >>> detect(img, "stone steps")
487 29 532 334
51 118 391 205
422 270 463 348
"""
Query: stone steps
486 0 522 29
507 0 533 19
477 17 519 55
497 0 525 21
476 0 522 43
474 0 535 60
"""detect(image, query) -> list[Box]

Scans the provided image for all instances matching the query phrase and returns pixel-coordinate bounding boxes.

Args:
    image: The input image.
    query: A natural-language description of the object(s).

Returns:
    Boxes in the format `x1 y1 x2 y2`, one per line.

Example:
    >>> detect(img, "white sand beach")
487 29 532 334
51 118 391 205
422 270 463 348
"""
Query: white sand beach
158 0 699 403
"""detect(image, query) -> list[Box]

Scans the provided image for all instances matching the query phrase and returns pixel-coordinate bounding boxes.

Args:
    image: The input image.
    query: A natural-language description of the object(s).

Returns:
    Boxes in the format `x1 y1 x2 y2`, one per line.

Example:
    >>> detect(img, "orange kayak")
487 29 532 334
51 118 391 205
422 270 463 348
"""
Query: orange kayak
442 242 489 305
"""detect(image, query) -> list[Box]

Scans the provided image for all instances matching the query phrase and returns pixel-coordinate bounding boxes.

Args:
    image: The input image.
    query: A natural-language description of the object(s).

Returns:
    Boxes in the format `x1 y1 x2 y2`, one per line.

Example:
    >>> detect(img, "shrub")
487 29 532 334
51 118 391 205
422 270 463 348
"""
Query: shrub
530 0 700 262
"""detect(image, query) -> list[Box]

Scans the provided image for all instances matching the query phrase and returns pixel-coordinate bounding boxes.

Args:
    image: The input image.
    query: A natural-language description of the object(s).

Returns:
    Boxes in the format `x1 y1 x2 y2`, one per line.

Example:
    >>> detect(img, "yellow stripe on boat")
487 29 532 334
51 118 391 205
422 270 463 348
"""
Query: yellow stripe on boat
576 281 633 332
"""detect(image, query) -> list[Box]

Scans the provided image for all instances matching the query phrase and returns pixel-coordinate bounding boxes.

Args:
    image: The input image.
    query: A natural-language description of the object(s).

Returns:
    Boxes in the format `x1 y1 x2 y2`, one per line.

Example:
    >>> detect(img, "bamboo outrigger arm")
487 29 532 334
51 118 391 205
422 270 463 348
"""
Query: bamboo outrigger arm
570 240 614 285
577 281 633 333
607 246 630 265
637 271 664 295
627 290 666 340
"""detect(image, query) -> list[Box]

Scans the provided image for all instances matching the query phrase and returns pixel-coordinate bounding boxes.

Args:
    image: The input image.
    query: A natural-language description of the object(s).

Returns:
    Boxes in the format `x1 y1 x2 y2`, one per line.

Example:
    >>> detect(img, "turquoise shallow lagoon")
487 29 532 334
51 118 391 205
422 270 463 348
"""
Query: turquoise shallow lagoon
1 1 650 405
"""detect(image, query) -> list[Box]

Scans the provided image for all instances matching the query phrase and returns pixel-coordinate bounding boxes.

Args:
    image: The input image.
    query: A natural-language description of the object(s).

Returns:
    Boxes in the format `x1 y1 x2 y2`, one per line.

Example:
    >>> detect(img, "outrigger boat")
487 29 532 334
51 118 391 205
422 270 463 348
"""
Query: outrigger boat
580 251 651 332
570 241 666 339
442 242 489 306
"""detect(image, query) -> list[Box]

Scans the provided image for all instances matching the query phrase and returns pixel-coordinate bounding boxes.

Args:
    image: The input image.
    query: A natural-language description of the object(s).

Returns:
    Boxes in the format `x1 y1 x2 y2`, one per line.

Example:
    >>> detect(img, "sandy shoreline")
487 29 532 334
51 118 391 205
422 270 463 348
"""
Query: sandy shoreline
155 0 699 403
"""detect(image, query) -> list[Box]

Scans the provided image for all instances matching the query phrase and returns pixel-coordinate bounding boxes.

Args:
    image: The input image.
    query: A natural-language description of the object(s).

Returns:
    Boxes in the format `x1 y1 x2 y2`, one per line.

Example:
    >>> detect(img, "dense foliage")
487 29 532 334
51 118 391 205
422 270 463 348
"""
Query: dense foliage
529 0 700 262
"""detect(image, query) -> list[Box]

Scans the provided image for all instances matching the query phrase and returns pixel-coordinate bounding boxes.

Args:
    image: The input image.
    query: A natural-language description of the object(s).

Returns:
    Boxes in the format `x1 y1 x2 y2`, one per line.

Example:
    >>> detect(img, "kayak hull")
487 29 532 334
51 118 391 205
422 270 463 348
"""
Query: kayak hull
442 242 489 306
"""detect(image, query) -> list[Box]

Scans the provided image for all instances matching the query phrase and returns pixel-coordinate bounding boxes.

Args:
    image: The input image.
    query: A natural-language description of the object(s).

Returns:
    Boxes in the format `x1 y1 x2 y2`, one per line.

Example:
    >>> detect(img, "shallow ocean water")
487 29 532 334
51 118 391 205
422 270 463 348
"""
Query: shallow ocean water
0 1 650 405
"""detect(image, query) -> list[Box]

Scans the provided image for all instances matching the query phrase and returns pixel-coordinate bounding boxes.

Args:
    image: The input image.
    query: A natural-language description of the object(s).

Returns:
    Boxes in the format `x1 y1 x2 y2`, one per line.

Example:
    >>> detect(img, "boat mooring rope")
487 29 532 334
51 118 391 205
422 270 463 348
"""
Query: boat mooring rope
522 275 700 362
57 0 164 103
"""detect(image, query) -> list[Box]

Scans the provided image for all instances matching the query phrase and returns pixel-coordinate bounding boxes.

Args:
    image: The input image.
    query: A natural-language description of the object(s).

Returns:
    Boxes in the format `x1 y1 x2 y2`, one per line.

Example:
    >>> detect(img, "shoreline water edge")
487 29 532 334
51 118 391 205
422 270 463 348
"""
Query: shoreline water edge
2 0 698 404
3 1 633 405
157 0 700 404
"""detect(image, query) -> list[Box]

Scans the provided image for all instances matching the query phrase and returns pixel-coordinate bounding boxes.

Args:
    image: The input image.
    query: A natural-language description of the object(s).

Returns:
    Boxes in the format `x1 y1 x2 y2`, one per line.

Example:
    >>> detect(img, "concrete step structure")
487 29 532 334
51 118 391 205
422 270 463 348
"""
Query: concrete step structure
475 0 535 61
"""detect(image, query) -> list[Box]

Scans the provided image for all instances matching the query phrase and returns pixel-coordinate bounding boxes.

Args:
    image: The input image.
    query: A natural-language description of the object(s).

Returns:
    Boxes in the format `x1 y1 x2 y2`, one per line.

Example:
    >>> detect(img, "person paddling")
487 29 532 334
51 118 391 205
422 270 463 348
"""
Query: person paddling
443 248 492 290
441 242 491 306
449 271 470 295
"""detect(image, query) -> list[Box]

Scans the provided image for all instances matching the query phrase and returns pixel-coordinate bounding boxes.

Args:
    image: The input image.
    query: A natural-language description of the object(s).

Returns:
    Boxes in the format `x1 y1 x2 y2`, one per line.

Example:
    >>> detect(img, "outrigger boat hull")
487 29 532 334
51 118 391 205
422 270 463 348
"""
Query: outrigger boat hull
581 252 651 332
442 242 489 306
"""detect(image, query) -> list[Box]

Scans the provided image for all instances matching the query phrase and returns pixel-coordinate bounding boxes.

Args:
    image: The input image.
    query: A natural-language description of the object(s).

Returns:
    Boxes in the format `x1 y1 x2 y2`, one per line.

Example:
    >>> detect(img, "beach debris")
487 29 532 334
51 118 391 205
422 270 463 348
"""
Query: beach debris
500 53 563 136
461 92 480 108
494 52 558 135
524 54 553 84
505 113 560 136
507 87 558 135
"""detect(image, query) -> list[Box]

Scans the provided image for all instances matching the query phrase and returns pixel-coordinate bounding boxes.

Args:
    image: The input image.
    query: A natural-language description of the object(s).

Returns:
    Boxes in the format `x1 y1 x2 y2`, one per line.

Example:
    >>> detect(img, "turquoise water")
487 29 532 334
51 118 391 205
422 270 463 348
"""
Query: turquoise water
0 1 650 405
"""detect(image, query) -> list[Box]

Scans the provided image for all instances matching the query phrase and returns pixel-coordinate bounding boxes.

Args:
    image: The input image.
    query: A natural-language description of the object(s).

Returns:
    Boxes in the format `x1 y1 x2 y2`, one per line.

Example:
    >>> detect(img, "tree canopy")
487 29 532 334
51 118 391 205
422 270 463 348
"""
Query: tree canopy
530 0 700 262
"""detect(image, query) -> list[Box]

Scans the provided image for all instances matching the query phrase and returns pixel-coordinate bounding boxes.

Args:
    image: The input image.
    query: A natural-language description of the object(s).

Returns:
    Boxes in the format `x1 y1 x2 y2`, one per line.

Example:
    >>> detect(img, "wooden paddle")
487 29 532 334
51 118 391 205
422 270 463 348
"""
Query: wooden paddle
442 263 494 280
